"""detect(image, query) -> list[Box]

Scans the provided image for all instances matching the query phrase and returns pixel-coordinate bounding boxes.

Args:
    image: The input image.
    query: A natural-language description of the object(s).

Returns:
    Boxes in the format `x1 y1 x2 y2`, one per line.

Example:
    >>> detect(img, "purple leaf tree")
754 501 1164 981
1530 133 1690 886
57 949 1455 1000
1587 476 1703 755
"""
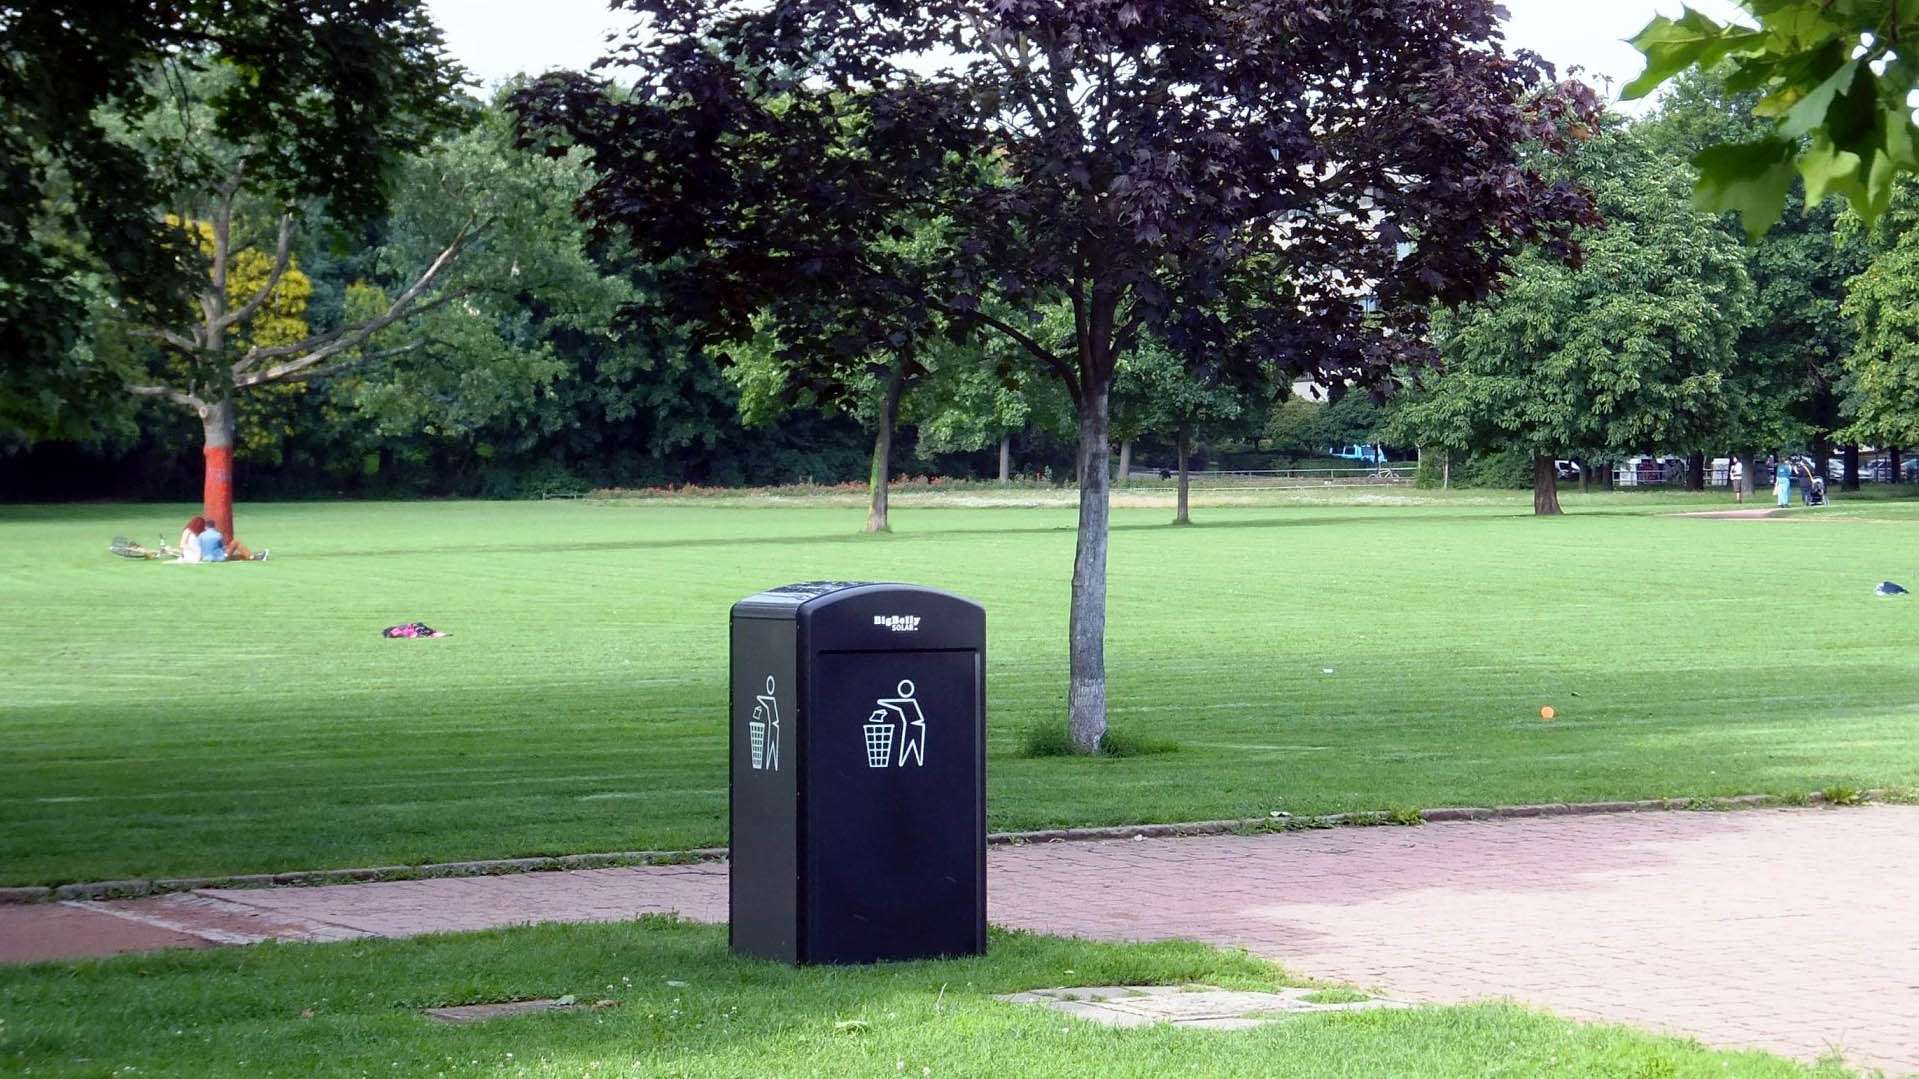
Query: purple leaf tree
515 0 1600 753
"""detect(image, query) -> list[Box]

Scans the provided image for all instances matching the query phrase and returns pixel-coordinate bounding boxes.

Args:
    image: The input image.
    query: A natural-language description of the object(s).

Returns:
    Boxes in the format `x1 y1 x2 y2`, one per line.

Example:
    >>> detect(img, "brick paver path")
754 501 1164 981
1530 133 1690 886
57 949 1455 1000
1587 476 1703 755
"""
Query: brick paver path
7 807 1916 1074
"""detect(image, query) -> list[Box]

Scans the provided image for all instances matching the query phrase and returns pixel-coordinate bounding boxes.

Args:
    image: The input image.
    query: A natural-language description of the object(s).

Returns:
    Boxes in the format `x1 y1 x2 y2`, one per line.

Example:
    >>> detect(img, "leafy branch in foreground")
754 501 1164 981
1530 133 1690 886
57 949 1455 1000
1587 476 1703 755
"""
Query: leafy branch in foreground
1627 2 1919 237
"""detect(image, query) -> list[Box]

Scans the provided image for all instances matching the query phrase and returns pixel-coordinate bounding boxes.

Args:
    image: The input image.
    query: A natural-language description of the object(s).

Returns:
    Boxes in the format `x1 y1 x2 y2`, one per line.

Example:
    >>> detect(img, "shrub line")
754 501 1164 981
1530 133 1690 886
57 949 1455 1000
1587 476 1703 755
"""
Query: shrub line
5 789 1898 904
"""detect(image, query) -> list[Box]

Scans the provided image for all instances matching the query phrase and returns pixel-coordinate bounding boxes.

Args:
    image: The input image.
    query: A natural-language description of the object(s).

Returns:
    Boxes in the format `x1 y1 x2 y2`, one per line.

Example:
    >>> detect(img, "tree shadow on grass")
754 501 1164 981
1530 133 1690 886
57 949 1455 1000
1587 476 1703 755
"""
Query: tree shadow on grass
297 511 1529 560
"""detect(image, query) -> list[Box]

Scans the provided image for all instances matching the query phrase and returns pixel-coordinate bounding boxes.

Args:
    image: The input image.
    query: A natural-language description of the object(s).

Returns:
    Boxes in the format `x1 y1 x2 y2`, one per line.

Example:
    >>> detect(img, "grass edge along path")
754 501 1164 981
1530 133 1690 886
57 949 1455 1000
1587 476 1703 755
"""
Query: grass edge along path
7 789 1913 903
0 919 1853 1077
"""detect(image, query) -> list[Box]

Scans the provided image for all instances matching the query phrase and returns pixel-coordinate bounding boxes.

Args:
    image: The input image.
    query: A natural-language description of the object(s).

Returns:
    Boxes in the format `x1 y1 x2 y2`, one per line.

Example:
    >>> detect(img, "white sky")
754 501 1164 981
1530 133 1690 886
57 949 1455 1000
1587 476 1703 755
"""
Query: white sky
429 0 1752 109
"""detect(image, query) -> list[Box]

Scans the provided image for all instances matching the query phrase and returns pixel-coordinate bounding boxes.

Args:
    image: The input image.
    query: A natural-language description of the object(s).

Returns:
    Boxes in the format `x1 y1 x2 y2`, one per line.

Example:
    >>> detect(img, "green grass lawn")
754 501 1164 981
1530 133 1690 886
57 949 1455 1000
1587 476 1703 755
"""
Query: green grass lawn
4 488 1918 885
0 919 1846 1077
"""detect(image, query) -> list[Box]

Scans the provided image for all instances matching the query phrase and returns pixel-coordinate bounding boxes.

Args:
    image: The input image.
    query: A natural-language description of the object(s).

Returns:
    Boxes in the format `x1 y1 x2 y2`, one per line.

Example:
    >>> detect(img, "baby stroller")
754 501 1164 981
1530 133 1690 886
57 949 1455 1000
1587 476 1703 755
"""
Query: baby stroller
1802 471 1827 507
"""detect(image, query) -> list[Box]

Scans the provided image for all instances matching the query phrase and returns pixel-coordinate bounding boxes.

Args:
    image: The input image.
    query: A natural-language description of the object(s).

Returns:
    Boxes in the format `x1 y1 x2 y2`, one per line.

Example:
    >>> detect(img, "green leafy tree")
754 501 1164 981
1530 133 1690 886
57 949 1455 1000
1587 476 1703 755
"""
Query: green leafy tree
122 87 619 540
1839 183 1919 450
1840 240 1919 448
1626 2 1919 237
720 309 942 533
1390 126 1753 514
1642 68 1865 491
1265 393 1383 459
909 330 1076 483
1 0 464 438
1113 338 1256 524
93 57 463 539
333 108 629 444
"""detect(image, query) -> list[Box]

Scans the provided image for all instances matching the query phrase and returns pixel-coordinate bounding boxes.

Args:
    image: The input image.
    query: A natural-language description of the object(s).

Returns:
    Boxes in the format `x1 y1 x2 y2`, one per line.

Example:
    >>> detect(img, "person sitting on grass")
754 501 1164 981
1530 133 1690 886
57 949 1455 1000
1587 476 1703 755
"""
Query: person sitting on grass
108 518 265 562
194 517 267 562
176 516 206 563
198 518 229 562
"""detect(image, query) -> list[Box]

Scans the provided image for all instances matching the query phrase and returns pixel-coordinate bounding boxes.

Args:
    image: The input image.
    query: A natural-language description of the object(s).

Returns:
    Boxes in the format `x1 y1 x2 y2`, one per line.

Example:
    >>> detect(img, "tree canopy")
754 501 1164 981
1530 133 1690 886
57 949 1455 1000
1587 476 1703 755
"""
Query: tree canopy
1641 68 1864 463
1839 183 1919 448
0 0 465 431
515 0 1602 751
1389 125 1752 514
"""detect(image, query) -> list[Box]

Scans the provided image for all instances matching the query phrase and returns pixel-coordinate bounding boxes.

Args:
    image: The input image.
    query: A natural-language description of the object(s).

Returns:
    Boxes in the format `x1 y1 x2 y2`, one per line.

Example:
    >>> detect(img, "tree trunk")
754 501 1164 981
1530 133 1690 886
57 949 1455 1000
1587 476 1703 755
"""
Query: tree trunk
1600 458 1615 491
1811 435 1832 490
1174 423 1192 525
865 360 906 534
997 433 1012 483
1687 450 1706 492
1843 443 1861 491
1892 446 1904 484
1578 458 1590 495
201 396 238 539
1737 448 1757 499
1533 453 1563 516
1115 439 1132 486
1441 452 1451 490
198 188 238 540
1068 376 1112 754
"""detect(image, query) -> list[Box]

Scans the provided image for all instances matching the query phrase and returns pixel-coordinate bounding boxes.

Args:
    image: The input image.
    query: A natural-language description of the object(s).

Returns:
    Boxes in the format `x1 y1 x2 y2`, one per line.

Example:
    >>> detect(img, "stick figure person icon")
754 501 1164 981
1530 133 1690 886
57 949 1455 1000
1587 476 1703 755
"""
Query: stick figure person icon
874 679 926 767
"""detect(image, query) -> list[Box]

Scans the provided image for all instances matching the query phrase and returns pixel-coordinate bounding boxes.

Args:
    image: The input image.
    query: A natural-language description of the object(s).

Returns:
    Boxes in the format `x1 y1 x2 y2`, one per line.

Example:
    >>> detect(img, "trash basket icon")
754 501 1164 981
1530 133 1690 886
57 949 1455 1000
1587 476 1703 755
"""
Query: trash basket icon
863 709 896 768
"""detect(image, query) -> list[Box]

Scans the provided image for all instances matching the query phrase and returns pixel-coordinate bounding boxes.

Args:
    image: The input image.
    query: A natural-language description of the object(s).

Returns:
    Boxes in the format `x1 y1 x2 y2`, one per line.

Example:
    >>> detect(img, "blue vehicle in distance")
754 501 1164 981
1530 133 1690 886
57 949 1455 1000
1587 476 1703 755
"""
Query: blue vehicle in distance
1330 443 1388 466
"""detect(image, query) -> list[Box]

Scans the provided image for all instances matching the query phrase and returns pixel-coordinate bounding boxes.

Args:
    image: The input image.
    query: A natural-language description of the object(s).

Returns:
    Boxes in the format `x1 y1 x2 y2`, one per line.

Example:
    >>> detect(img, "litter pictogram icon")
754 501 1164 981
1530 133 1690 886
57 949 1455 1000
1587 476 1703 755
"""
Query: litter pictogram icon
863 679 926 769
750 675 780 771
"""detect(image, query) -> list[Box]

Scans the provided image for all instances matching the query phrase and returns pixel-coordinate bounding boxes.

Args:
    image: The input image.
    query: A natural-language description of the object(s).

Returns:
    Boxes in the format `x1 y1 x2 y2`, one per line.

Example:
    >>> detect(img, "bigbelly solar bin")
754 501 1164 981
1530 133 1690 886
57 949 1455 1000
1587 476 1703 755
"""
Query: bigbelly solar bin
729 581 987 965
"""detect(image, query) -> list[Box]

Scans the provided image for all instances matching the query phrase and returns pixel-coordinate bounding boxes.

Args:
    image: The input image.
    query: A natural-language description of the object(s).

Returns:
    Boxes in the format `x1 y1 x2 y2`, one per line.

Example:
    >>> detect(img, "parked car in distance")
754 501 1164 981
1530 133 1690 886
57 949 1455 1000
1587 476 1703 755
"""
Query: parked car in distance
1329 444 1387 465
1865 458 1919 483
1554 460 1582 481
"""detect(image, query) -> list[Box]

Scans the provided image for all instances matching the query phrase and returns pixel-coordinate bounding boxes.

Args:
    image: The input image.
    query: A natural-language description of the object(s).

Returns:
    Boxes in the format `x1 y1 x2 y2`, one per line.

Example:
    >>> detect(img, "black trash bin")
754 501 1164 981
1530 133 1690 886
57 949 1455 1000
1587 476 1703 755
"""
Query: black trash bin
729 581 987 965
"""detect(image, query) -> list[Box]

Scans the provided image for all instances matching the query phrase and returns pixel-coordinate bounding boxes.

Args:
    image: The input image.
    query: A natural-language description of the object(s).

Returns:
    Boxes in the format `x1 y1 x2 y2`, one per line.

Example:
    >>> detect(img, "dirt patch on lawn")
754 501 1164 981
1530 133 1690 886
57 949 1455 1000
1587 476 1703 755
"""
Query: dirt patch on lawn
1672 508 1789 520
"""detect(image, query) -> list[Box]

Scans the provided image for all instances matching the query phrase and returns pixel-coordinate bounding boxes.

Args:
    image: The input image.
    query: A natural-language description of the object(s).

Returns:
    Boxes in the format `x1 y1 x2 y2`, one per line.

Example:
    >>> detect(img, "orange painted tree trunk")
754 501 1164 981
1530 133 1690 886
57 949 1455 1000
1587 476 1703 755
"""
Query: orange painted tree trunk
201 397 238 538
